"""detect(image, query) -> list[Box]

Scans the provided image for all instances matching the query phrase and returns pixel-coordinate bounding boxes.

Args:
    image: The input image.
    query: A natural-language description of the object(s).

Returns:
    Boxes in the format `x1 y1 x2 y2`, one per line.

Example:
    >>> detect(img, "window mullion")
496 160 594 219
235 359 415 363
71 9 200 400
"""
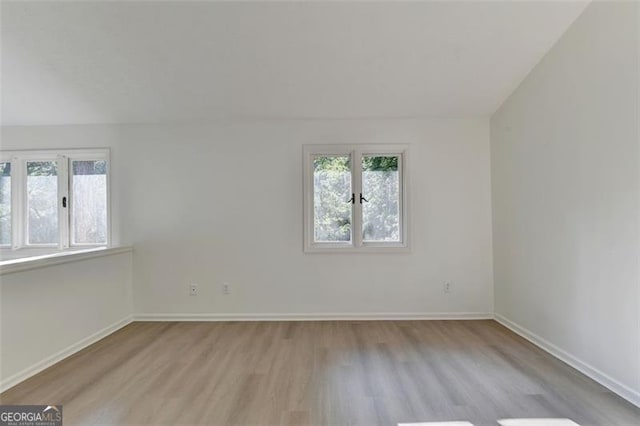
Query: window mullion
353 149 363 248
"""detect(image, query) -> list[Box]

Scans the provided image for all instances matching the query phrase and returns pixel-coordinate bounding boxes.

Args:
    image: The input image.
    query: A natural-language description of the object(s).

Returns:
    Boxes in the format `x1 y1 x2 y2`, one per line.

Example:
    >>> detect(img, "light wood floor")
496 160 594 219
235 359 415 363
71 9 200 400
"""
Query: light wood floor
1 320 638 425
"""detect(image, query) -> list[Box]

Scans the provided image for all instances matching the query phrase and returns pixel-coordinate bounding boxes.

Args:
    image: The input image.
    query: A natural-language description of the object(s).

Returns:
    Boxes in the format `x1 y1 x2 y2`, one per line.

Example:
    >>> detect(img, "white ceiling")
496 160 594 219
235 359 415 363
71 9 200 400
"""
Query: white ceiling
1 1 588 126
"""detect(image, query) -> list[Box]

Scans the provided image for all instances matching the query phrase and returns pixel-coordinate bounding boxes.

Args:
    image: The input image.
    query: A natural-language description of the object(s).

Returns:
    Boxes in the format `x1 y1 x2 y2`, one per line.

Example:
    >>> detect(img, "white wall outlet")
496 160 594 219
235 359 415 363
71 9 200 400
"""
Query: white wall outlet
222 282 230 295
444 282 452 293
190 283 198 296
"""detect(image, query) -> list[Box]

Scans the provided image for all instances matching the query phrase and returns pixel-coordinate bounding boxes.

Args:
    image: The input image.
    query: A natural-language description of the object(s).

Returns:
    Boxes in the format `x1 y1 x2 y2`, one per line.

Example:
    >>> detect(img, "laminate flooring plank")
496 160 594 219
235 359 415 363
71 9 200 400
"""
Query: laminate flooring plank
1 320 638 426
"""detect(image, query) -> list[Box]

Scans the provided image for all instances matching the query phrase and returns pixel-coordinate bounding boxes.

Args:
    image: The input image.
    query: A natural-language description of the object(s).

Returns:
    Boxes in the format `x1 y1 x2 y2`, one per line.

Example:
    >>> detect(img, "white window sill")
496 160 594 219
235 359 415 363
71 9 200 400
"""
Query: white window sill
0 246 133 275
304 244 411 254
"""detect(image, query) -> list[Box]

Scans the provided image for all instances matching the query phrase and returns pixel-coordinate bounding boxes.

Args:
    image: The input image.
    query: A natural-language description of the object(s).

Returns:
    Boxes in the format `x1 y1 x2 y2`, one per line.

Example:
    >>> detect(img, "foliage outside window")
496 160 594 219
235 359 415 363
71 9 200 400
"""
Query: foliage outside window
304 145 408 252
0 163 11 246
0 149 110 251
313 156 352 242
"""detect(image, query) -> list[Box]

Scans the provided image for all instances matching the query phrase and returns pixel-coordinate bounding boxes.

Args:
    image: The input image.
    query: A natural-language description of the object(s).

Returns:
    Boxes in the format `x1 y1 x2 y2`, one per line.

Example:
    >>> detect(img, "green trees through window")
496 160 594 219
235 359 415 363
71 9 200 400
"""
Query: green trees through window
362 156 399 242
0 149 109 250
313 156 352 242
0 163 11 245
312 153 401 244
27 161 59 244
71 160 108 244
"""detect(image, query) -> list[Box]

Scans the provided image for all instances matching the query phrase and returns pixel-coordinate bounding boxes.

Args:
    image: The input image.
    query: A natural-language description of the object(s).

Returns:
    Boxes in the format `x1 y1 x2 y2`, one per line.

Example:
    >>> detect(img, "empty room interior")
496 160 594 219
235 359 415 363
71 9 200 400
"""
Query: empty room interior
0 1 639 425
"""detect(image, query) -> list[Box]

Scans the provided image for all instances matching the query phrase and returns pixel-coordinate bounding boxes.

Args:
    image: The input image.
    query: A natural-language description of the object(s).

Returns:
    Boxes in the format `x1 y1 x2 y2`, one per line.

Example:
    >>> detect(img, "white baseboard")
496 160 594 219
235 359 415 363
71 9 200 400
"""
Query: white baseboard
0 315 133 394
494 313 640 408
134 312 494 322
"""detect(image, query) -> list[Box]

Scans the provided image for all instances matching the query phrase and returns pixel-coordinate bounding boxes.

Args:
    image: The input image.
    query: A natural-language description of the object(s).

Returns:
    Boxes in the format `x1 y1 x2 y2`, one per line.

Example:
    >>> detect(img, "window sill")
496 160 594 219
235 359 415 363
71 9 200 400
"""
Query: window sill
0 246 133 275
304 244 411 254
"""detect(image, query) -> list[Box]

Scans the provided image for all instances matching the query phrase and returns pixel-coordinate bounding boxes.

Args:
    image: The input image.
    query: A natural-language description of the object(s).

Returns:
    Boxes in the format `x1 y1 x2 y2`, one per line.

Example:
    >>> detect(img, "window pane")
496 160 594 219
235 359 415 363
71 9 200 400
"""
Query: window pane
0 162 11 245
72 160 107 244
27 161 58 244
362 155 400 242
313 156 352 242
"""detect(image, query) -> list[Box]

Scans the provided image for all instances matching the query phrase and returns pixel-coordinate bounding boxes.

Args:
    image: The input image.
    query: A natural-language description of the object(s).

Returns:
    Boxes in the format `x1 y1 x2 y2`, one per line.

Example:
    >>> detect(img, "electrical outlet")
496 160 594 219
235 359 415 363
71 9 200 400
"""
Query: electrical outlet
222 282 230 295
190 283 198 296
444 282 452 293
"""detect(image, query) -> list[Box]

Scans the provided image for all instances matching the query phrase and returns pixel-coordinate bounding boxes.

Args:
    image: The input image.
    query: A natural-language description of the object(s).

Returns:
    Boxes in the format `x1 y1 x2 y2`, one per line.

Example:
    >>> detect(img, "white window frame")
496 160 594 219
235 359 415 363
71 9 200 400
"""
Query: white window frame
303 144 409 253
0 148 111 253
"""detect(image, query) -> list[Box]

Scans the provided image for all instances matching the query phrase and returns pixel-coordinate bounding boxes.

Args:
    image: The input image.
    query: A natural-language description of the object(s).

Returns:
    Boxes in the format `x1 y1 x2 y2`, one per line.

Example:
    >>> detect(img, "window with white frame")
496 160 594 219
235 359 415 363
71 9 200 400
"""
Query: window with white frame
303 144 408 252
0 149 110 251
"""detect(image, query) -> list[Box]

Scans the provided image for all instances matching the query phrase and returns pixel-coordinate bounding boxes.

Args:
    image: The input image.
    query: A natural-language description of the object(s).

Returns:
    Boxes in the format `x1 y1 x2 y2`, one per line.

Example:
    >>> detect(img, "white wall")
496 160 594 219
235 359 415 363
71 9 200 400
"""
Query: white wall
491 1 639 403
1 118 494 317
0 250 133 391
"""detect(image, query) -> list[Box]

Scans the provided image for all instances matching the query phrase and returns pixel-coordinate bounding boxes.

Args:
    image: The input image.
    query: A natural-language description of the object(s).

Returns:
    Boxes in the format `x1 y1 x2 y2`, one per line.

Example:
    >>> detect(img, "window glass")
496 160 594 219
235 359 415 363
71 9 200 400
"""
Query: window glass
361 155 400 242
313 155 352 242
0 162 11 245
72 160 108 244
27 161 59 244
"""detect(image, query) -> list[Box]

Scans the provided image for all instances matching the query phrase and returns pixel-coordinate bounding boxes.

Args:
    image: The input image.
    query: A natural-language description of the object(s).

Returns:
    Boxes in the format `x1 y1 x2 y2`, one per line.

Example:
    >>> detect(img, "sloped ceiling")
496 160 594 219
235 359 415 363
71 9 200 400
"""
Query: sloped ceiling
1 1 588 125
